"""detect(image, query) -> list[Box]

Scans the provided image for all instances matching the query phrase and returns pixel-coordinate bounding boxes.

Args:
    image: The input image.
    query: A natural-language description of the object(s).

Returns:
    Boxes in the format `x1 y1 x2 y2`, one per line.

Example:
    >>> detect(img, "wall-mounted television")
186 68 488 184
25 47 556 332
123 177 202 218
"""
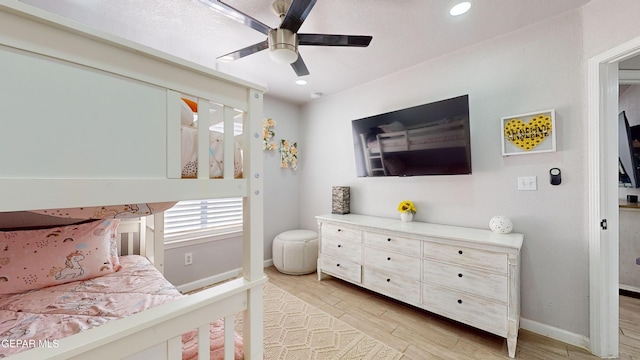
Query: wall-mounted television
619 111 640 188
352 95 471 177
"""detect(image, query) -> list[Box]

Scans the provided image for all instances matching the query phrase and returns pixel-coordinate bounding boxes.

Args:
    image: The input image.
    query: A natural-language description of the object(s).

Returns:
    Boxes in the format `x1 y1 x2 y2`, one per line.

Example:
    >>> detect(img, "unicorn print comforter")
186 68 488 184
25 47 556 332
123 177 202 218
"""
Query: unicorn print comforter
0 256 243 359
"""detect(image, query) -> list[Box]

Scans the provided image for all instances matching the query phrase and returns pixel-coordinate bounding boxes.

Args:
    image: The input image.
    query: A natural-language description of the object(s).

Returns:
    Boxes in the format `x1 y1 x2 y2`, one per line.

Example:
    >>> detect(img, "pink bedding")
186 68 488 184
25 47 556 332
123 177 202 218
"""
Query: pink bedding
180 126 243 179
28 202 178 220
0 256 242 359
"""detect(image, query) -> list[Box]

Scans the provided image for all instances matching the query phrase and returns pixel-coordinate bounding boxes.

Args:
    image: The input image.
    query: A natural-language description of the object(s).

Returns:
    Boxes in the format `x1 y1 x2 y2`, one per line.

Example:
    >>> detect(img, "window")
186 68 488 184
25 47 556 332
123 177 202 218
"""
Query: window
164 198 243 243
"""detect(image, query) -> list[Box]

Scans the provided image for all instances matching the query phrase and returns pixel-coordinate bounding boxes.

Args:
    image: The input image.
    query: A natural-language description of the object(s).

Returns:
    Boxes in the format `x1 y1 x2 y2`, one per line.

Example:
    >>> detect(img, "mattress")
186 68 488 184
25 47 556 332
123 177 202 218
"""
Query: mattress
0 255 242 359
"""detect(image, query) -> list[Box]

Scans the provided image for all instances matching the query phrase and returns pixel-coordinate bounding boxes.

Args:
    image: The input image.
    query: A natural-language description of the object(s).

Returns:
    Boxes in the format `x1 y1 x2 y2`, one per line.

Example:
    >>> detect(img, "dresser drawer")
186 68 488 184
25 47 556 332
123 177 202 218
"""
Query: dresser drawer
423 241 507 274
422 283 508 337
322 236 362 263
363 267 420 304
363 246 421 279
320 254 361 284
423 259 508 303
321 223 362 243
364 231 421 255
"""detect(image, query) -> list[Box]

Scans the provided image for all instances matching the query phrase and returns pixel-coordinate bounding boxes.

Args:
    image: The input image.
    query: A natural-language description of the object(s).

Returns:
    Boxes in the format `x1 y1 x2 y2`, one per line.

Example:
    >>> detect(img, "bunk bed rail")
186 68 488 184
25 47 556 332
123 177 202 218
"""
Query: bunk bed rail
0 0 265 212
5 277 267 360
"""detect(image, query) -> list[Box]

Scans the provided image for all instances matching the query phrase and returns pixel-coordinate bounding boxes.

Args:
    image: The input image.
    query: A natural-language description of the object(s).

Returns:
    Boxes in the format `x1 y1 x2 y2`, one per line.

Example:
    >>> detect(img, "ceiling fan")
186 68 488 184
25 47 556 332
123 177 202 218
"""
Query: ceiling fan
201 0 373 76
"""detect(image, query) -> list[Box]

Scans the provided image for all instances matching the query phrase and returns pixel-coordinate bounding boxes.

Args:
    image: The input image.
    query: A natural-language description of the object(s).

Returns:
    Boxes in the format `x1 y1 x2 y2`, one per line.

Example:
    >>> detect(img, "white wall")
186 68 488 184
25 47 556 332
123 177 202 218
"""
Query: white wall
300 9 590 337
619 86 640 128
164 236 242 287
262 96 302 259
582 0 640 60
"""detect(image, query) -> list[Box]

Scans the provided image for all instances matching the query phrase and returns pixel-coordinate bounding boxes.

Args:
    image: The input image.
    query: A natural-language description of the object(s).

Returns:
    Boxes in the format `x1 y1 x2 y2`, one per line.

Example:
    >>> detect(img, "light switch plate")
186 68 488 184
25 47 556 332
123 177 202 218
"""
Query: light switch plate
517 176 537 191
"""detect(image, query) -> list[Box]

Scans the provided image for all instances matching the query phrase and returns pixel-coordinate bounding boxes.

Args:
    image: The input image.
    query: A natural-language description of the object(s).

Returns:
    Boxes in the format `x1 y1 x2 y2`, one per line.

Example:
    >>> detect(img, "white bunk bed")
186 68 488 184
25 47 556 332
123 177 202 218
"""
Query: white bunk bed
0 1 266 359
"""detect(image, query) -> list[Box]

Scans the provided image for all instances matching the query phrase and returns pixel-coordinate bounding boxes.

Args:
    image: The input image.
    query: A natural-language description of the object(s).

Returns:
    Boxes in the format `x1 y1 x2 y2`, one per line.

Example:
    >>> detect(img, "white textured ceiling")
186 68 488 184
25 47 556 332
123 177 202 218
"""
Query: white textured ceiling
21 0 591 104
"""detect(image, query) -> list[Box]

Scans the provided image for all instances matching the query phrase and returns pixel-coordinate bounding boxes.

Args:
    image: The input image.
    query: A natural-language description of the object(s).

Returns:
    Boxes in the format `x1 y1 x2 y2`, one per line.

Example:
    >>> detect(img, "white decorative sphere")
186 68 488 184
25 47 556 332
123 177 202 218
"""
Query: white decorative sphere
489 215 513 234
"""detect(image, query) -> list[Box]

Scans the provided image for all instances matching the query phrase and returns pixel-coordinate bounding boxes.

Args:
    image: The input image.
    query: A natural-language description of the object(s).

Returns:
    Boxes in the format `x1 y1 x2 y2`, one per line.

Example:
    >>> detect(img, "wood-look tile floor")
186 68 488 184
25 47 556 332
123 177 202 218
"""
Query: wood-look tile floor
265 266 640 360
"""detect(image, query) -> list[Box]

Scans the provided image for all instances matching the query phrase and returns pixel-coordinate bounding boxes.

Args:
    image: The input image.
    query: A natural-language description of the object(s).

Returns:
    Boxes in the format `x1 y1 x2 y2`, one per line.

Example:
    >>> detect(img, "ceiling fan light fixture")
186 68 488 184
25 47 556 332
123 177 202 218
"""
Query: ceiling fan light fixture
209 0 372 76
269 28 299 64
270 48 298 64
450 1 472 16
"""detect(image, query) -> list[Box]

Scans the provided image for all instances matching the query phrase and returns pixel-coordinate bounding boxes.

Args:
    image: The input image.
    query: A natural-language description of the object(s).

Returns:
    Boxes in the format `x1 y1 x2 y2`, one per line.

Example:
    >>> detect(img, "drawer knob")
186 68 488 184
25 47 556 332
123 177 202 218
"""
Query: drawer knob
387 257 391 261
386 278 391 282
457 299 462 304
458 273 463 278
458 250 463 255
336 264 340 267
338 229 342 232
387 238 391 242
338 244 341 248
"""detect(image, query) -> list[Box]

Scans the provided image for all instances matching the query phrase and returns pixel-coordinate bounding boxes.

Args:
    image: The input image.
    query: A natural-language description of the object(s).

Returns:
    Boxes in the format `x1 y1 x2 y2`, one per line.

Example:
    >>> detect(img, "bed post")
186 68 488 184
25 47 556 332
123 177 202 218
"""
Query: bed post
145 213 165 274
166 90 182 179
242 88 265 359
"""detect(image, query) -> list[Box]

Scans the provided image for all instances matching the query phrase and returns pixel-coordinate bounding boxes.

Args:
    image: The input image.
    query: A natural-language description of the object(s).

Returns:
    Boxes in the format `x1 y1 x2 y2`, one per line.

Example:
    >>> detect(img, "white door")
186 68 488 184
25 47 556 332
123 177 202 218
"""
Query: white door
588 37 640 358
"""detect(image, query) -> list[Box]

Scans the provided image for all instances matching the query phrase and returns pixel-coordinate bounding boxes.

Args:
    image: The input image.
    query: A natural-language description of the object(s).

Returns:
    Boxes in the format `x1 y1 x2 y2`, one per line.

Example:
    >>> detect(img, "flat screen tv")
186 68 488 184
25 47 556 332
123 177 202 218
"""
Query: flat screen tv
352 95 471 177
619 111 640 188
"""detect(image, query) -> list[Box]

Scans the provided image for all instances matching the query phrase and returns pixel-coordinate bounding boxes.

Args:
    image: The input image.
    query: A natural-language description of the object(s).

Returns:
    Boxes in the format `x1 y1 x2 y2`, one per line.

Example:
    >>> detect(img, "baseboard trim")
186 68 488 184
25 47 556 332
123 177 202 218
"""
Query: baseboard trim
520 318 590 351
177 268 241 293
620 283 640 295
176 258 275 293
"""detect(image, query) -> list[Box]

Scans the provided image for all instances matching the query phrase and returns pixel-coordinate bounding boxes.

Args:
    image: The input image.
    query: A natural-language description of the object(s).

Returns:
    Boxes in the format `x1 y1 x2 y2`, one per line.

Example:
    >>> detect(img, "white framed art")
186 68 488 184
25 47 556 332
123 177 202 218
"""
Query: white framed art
501 109 556 156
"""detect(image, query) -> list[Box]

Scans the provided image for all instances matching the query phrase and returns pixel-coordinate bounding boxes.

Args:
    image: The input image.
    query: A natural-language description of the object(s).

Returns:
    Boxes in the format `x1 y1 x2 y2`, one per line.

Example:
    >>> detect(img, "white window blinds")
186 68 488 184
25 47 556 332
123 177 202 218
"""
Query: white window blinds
164 198 243 243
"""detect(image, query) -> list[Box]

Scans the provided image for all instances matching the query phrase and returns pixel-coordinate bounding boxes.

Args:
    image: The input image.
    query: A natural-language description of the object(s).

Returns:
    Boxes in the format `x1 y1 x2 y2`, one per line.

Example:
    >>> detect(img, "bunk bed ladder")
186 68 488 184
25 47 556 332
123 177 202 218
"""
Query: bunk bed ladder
359 133 385 176
373 134 387 175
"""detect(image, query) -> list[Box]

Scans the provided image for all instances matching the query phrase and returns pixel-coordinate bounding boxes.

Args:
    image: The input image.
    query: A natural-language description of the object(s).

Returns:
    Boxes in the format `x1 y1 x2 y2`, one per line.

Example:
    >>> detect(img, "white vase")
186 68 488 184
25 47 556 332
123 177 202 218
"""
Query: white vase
489 215 513 233
400 212 414 222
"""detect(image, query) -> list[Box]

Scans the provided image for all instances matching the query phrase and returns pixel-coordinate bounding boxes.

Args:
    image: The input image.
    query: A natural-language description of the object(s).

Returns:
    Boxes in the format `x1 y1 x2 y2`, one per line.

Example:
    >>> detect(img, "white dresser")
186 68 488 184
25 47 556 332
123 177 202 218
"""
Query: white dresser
316 214 523 358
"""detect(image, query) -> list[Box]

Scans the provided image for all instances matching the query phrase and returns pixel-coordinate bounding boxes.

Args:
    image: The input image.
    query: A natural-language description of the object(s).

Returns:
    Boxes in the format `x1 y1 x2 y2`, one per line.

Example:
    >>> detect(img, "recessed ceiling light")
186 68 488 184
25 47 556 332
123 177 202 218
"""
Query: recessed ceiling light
310 92 323 99
450 1 471 16
295 79 308 86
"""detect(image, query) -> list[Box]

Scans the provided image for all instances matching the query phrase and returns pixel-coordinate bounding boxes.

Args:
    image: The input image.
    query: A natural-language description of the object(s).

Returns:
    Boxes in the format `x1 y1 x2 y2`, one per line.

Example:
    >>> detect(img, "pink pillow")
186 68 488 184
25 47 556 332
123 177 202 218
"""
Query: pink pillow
0 219 121 295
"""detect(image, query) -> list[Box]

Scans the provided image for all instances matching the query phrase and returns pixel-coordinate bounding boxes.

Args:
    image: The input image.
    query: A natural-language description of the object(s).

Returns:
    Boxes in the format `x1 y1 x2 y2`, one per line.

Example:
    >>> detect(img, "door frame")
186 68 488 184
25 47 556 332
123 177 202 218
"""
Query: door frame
588 36 640 358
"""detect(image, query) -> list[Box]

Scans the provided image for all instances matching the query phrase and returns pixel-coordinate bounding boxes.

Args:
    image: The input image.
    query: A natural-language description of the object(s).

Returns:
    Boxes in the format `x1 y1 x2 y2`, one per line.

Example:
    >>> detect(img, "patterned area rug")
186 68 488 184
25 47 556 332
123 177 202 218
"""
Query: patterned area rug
258 282 403 360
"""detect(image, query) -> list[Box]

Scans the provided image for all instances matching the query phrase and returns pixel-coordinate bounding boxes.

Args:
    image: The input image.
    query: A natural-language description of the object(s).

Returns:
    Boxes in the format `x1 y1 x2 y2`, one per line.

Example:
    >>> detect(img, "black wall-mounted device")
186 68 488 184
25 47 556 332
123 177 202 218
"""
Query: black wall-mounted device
550 168 561 185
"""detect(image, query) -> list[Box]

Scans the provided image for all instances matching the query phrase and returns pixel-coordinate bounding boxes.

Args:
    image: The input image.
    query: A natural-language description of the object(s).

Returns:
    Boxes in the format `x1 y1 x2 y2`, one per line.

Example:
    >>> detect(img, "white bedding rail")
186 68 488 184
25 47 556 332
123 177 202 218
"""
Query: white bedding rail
0 0 266 358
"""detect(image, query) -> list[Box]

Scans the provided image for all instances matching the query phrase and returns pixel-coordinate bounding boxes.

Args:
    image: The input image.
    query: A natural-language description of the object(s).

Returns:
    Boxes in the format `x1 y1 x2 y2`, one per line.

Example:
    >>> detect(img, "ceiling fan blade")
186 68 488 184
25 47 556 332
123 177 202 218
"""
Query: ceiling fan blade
280 0 317 33
298 34 373 47
199 0 272 35
291 54 310 76
217 40 269 61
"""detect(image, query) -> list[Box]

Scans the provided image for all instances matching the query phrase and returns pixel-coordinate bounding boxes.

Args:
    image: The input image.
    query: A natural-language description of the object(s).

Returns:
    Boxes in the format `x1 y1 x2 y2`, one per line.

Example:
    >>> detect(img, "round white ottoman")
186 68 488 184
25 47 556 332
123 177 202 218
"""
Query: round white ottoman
272 230 318 275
